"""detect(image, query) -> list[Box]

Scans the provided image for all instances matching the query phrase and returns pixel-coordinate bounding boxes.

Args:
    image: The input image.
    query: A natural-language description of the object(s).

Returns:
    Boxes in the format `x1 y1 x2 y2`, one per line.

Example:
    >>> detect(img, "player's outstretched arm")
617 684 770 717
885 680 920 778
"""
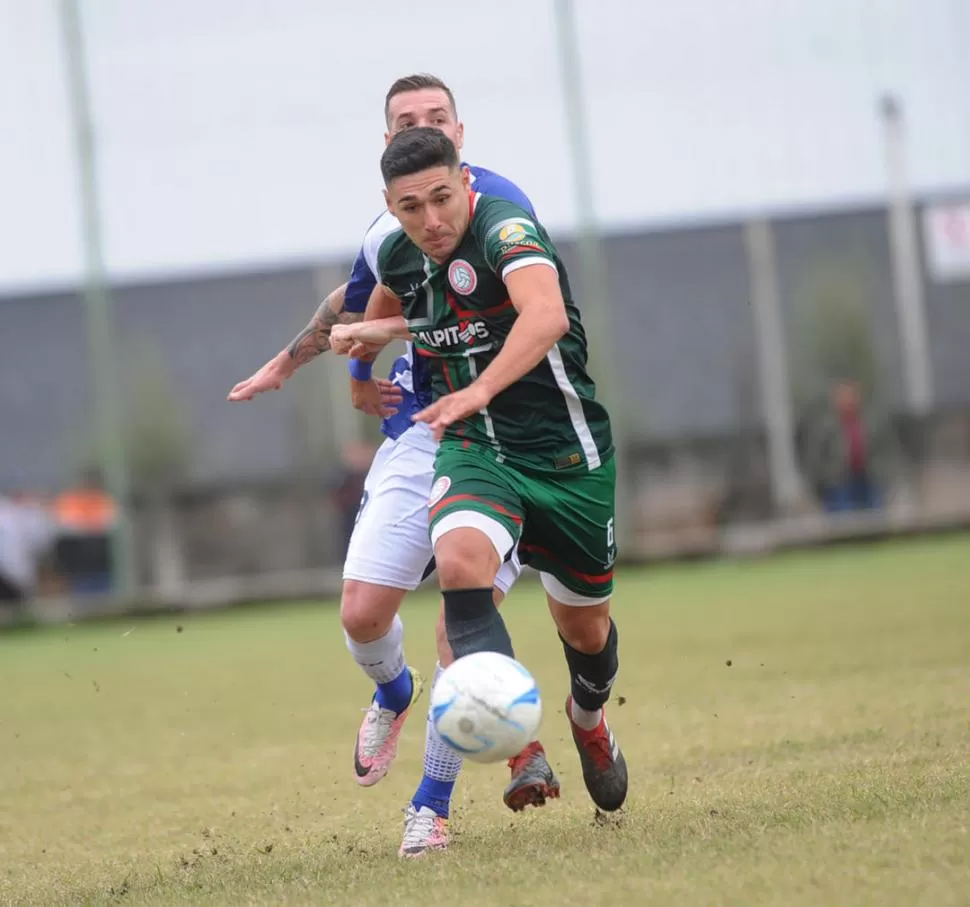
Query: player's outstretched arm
286 282 356 366
413 265 568 438
331 316 411 356
332 284 409 356
227 283 359 401
356 316 410 345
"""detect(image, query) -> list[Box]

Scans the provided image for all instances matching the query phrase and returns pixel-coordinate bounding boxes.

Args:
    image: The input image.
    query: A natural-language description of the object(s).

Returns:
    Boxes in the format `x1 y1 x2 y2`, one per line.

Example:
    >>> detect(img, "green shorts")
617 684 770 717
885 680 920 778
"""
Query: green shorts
428 442 617 604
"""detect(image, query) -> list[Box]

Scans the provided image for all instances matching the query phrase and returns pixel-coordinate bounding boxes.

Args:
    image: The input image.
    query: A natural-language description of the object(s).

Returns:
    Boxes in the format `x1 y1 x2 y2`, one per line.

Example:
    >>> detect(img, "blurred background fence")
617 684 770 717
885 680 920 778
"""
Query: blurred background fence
2 0 969 618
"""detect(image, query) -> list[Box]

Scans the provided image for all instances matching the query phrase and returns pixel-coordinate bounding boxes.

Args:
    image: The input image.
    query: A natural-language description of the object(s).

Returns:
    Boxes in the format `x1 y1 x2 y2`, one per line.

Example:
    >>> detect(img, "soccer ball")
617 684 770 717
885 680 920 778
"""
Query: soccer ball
430 651 542 764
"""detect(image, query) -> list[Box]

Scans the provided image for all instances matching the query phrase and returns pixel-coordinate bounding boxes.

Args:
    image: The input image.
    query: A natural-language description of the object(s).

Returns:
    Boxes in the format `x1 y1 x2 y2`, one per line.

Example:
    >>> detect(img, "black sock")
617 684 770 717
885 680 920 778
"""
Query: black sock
443 588 514 660
561 618 619 711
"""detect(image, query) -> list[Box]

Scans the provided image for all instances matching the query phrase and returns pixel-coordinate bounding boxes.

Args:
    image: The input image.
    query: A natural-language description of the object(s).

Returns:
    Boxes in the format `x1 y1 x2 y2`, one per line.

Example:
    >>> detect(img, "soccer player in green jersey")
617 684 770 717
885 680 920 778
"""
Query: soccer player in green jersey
235 76 561 859
334 126 628 814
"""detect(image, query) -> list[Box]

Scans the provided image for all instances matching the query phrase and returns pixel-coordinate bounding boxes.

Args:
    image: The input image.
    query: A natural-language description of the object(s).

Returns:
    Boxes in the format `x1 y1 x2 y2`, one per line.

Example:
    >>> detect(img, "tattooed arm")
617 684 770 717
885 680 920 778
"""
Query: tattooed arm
331 285 409 356
285 284 362 366
227 282 361 402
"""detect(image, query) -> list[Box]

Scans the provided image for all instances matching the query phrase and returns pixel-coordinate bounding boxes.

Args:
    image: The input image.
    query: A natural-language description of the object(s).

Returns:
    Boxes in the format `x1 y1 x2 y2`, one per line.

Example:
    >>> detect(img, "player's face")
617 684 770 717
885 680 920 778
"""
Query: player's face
385 165 471 263
385 89 464 154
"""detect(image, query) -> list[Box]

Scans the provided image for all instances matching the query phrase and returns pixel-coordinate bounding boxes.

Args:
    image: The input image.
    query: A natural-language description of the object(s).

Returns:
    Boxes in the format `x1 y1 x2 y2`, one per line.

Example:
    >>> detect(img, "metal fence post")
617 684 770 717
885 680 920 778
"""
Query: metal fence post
59 0 137 598
552 0 634 550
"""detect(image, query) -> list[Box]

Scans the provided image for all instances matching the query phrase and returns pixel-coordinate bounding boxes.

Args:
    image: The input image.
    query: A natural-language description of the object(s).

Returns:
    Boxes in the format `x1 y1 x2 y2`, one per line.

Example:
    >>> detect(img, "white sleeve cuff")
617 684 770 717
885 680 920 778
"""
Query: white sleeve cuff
500 256 558 280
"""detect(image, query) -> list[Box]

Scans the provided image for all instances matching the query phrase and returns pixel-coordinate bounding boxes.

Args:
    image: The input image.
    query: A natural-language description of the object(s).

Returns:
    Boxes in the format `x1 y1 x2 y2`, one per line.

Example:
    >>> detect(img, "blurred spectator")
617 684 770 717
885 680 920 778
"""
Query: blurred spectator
330 441 376 556
53 469 118 595
0 491 57 606
797 379 894 513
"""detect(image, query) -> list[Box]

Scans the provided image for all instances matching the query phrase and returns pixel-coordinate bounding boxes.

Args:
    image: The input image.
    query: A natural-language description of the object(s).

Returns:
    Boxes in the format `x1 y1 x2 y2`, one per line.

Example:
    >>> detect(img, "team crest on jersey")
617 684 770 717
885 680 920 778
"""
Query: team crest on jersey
499 223 527 242
448 259 477 295
429 476 451 507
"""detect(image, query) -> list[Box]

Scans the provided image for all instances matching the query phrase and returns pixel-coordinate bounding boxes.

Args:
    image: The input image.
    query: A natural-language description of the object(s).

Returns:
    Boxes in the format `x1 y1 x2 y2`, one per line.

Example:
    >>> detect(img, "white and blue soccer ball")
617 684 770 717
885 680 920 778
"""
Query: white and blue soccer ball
430 651 543 764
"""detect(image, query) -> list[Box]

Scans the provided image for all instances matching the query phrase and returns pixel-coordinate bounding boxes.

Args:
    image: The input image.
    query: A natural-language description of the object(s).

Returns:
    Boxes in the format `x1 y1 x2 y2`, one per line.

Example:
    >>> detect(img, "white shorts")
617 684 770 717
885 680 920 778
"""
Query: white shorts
342 424 522 594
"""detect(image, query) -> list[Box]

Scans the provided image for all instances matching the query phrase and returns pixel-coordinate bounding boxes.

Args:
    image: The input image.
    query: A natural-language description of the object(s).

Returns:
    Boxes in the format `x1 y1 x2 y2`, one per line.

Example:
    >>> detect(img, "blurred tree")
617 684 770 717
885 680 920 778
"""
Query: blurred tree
76 336 193 594
120 337 193 493
791 257 883 408
122 336 193 595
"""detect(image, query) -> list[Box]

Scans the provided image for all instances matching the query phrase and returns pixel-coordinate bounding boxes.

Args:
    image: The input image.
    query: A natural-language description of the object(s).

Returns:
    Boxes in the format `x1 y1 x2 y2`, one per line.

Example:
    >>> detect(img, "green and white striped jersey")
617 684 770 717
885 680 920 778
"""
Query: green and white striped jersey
376 193 613 475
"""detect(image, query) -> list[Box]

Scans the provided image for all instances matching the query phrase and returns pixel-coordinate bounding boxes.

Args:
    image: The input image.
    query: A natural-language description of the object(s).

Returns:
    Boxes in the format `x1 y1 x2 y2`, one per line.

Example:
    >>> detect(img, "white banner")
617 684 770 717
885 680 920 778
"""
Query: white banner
923 201 970 283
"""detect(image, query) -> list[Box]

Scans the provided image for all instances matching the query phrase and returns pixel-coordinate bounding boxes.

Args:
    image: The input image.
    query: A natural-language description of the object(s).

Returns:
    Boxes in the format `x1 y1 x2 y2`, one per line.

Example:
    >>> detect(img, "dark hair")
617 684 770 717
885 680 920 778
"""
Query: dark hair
384 73 457 126
380 127 460 185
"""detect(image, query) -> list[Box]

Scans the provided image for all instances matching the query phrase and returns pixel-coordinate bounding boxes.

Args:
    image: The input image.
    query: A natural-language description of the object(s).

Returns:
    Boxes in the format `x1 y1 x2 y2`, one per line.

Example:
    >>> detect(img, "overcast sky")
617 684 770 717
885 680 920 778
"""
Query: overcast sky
1 0 968 292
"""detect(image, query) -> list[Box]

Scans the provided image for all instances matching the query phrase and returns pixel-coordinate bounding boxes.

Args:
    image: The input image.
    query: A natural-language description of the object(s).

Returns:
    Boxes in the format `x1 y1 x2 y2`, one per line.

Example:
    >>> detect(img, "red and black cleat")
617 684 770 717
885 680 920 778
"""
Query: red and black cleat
503 740 562 811
566 695 628 812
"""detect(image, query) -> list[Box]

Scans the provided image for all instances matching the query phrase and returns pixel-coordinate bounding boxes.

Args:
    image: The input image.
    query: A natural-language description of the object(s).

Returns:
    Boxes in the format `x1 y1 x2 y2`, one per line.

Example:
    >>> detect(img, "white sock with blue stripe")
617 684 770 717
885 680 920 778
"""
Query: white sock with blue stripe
412 663 463 818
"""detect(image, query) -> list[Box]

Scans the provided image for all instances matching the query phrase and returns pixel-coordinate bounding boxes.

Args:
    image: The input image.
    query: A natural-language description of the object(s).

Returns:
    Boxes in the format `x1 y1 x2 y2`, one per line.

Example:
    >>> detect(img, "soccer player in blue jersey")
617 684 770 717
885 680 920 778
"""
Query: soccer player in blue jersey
228 74 559 856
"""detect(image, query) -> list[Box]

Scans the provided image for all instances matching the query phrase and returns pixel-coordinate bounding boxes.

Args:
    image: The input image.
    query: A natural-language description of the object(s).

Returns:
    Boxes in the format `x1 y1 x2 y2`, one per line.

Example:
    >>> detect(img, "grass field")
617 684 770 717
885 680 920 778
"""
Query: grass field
1 535 969 907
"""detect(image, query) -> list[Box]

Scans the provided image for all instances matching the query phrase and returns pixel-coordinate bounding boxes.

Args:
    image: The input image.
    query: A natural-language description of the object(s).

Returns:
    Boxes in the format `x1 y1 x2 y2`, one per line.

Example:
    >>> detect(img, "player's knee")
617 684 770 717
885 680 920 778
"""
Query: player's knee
434 527 501 590
553 600 612 654
340 580 404 643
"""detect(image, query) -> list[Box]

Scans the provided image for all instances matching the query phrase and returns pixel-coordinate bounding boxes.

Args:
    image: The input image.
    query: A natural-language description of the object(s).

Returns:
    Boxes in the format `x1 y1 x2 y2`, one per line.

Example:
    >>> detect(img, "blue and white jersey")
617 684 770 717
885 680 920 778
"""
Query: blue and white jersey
345 164 535 441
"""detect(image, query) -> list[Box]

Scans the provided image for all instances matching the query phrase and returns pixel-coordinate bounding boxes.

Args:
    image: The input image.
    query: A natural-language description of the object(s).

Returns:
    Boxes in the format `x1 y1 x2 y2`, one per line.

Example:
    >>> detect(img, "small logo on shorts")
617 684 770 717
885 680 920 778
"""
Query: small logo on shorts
448 259 477 295
429 476 451 507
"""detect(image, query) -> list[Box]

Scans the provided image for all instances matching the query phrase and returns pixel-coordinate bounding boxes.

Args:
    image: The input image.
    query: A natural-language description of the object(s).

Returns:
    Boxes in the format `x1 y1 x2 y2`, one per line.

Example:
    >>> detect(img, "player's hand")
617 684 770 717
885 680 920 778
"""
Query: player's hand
348 339 385 359
413 384 492 441
375 378 404 409
330 324 355 356
332 323 393 359
228 353 295 401
350 377 399 418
